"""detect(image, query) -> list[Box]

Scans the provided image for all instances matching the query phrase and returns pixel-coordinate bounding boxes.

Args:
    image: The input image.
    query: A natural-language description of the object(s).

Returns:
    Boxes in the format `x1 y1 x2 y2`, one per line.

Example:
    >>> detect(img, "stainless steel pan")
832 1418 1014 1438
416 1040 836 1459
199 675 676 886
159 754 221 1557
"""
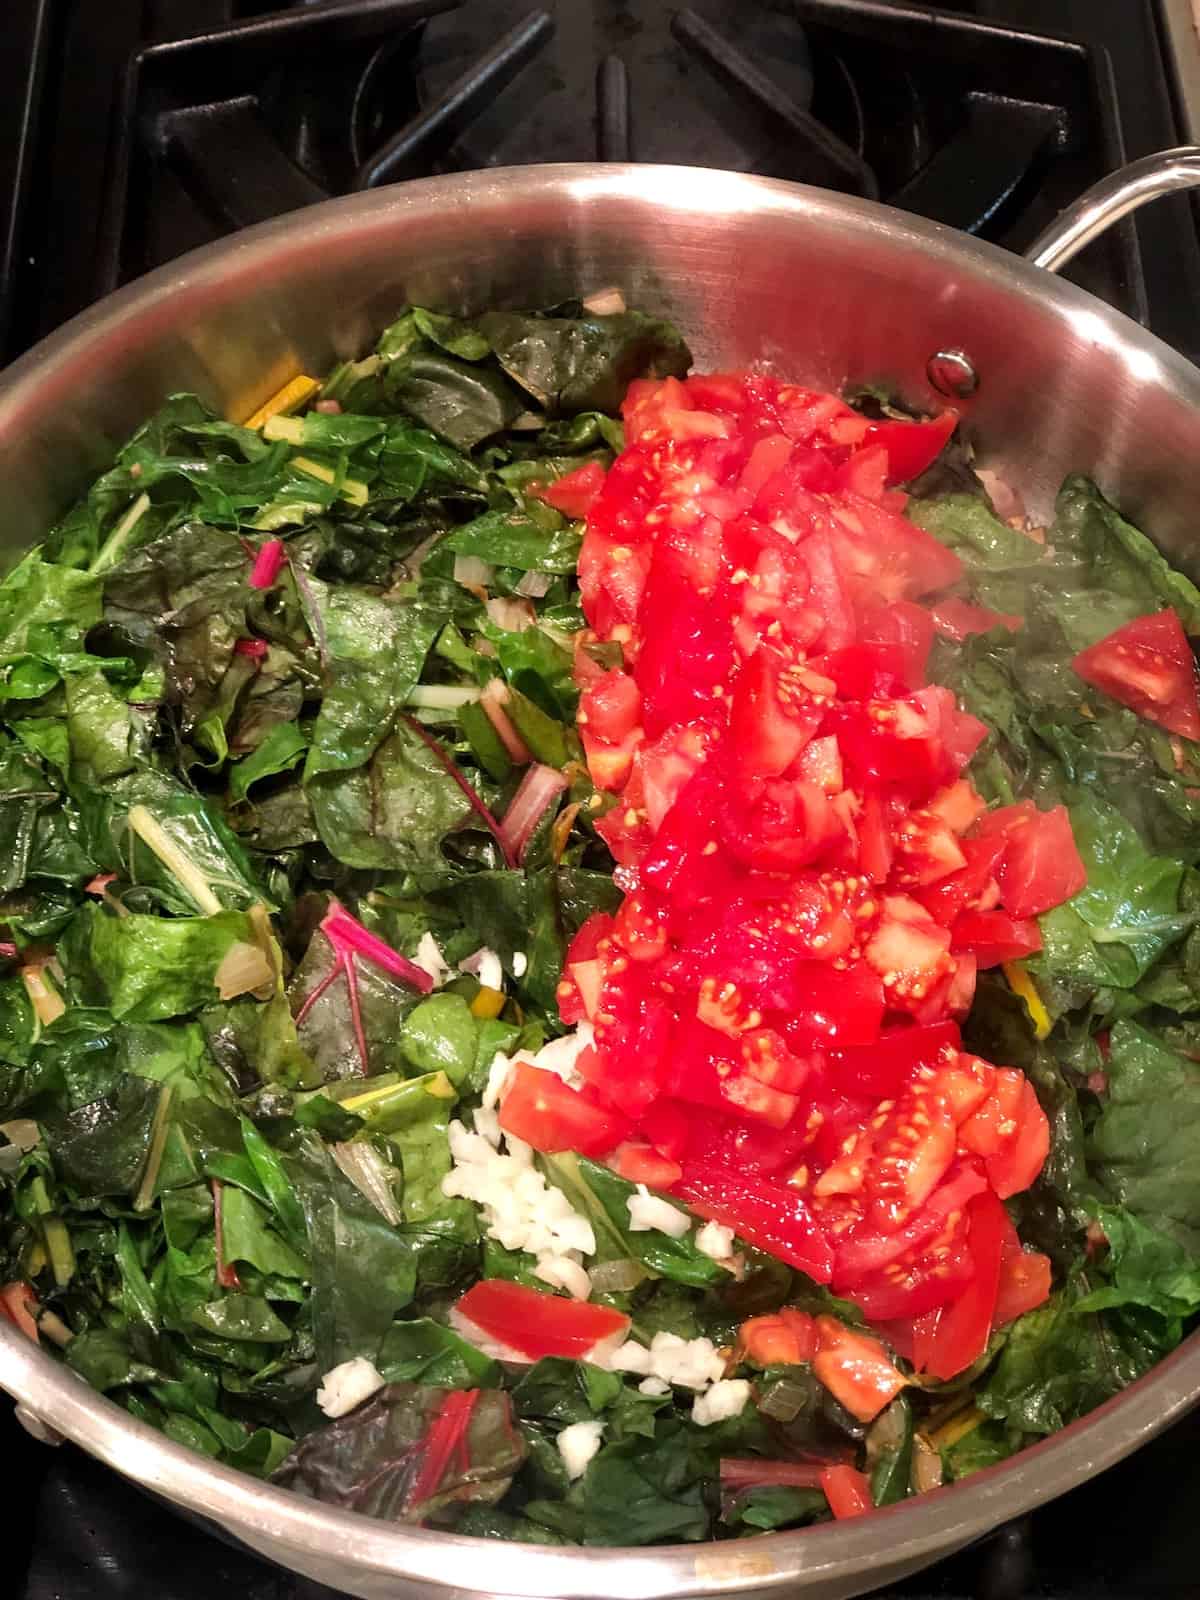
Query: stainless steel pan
4 151 1200 1600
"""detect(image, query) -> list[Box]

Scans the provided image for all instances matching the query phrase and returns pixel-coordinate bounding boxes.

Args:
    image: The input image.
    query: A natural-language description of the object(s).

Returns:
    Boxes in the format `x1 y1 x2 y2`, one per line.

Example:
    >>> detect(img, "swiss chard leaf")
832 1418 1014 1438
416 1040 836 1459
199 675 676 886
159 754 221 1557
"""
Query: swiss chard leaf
475 310 691 414
1087 1020 1200 1255
272 1381 525 1523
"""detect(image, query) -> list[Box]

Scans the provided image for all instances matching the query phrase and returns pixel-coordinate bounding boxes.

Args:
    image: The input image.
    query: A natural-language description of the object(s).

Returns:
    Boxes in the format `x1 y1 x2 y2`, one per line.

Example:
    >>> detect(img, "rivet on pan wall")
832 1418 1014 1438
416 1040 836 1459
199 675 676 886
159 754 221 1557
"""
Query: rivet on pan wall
927 349 979 399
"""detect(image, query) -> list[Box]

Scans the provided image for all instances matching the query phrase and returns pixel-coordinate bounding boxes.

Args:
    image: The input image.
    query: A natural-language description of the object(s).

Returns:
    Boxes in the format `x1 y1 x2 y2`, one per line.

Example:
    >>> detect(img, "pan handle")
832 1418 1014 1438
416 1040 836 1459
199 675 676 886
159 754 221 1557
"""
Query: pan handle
1025 145 1200 273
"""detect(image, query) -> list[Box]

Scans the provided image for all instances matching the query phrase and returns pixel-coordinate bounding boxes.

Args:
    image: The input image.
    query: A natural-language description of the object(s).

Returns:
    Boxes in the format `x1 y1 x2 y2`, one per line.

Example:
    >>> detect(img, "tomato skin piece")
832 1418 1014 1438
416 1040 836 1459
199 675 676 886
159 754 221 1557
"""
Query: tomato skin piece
454 1281 629 1360
951 909 1043 969
861 411 957 485
610 1142 683 1189
812 1317 907 1422
820 1464 874 1519
918 1189 1006 1380
1072 608 1200 740
930 597 1022 643
738 1308 818 1366
499 1062 628 1157
676 1160 835 1282
535 460 607 518
992 804 1086 919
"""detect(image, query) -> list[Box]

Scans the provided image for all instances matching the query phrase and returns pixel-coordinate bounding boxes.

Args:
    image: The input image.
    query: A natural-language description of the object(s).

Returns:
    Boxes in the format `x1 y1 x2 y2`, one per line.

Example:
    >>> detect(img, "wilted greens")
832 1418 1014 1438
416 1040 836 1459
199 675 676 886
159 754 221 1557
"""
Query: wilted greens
2 304 1199 1550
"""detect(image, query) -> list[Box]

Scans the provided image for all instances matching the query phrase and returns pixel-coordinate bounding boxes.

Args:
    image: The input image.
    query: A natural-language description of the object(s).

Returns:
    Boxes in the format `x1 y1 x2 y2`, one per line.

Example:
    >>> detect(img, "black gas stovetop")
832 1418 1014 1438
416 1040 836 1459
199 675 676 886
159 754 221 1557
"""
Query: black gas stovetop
3 2 1199 1597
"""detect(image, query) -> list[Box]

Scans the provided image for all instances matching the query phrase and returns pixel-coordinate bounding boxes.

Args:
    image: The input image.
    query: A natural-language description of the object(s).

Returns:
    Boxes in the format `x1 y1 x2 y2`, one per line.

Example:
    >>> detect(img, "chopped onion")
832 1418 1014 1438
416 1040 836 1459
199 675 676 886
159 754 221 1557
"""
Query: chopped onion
757 1374 817 1423
453 554 494 593
514 570 553 599
485 596 536 632
583 286 627 315
0 1119 39 1152
480 679 532 764
215 940 274 1000
332 1141 403 1226
37 1308 74 1348
314 399 342 415
405 684 482 710
499 762 569 864
912 1433 944 1492
588 1258 646 1294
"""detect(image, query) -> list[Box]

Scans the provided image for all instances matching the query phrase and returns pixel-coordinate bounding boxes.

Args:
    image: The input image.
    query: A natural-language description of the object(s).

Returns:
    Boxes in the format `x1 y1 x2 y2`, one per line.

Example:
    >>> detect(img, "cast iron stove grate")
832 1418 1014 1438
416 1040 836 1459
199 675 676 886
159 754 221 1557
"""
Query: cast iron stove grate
12 0 1143 361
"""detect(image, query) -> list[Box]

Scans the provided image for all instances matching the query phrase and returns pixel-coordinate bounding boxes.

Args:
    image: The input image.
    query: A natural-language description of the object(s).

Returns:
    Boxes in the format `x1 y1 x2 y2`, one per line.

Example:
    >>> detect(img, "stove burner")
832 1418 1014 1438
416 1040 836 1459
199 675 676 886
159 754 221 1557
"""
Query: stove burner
85 0 1139 330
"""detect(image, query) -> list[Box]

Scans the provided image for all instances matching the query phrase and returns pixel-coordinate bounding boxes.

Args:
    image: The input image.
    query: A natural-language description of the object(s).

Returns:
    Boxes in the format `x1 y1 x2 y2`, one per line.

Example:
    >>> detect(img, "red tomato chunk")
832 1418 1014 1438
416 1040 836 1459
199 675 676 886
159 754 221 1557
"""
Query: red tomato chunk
519 371 1074 1356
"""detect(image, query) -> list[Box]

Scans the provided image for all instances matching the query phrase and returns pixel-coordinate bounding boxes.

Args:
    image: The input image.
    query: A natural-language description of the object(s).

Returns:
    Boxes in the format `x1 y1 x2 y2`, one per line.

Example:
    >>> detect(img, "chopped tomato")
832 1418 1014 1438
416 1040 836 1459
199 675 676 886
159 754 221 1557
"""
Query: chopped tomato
498 1062 627 1157
958 1070 1050 1198
861 411 957 485
812 1317 906 1422
610 1142 683 1189
830 495 964 601
994 1207 1052 1327
737 1308 817 1366
639 1100 691 1163
918 1189 1006 1380
1072 608 1200 740
951 909 1042 969
820 1463 874 1519
827 1020 960 1099
831 1161 988 1288
535 460 607 518
864 896 954 1013
677 1160 834 1282
988 803 1086 919
559 371 1054 1311
0 1281 39 1342
728 646 824 777
857 599 934 688
454 1281 629 1360
986 1078 1050 1198
580 668 642 744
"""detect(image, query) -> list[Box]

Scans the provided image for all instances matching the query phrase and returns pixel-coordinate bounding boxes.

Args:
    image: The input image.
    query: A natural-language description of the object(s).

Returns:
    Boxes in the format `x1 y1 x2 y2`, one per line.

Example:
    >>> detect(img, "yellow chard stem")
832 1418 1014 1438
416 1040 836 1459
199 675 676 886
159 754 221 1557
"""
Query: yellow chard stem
127 806 222 915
